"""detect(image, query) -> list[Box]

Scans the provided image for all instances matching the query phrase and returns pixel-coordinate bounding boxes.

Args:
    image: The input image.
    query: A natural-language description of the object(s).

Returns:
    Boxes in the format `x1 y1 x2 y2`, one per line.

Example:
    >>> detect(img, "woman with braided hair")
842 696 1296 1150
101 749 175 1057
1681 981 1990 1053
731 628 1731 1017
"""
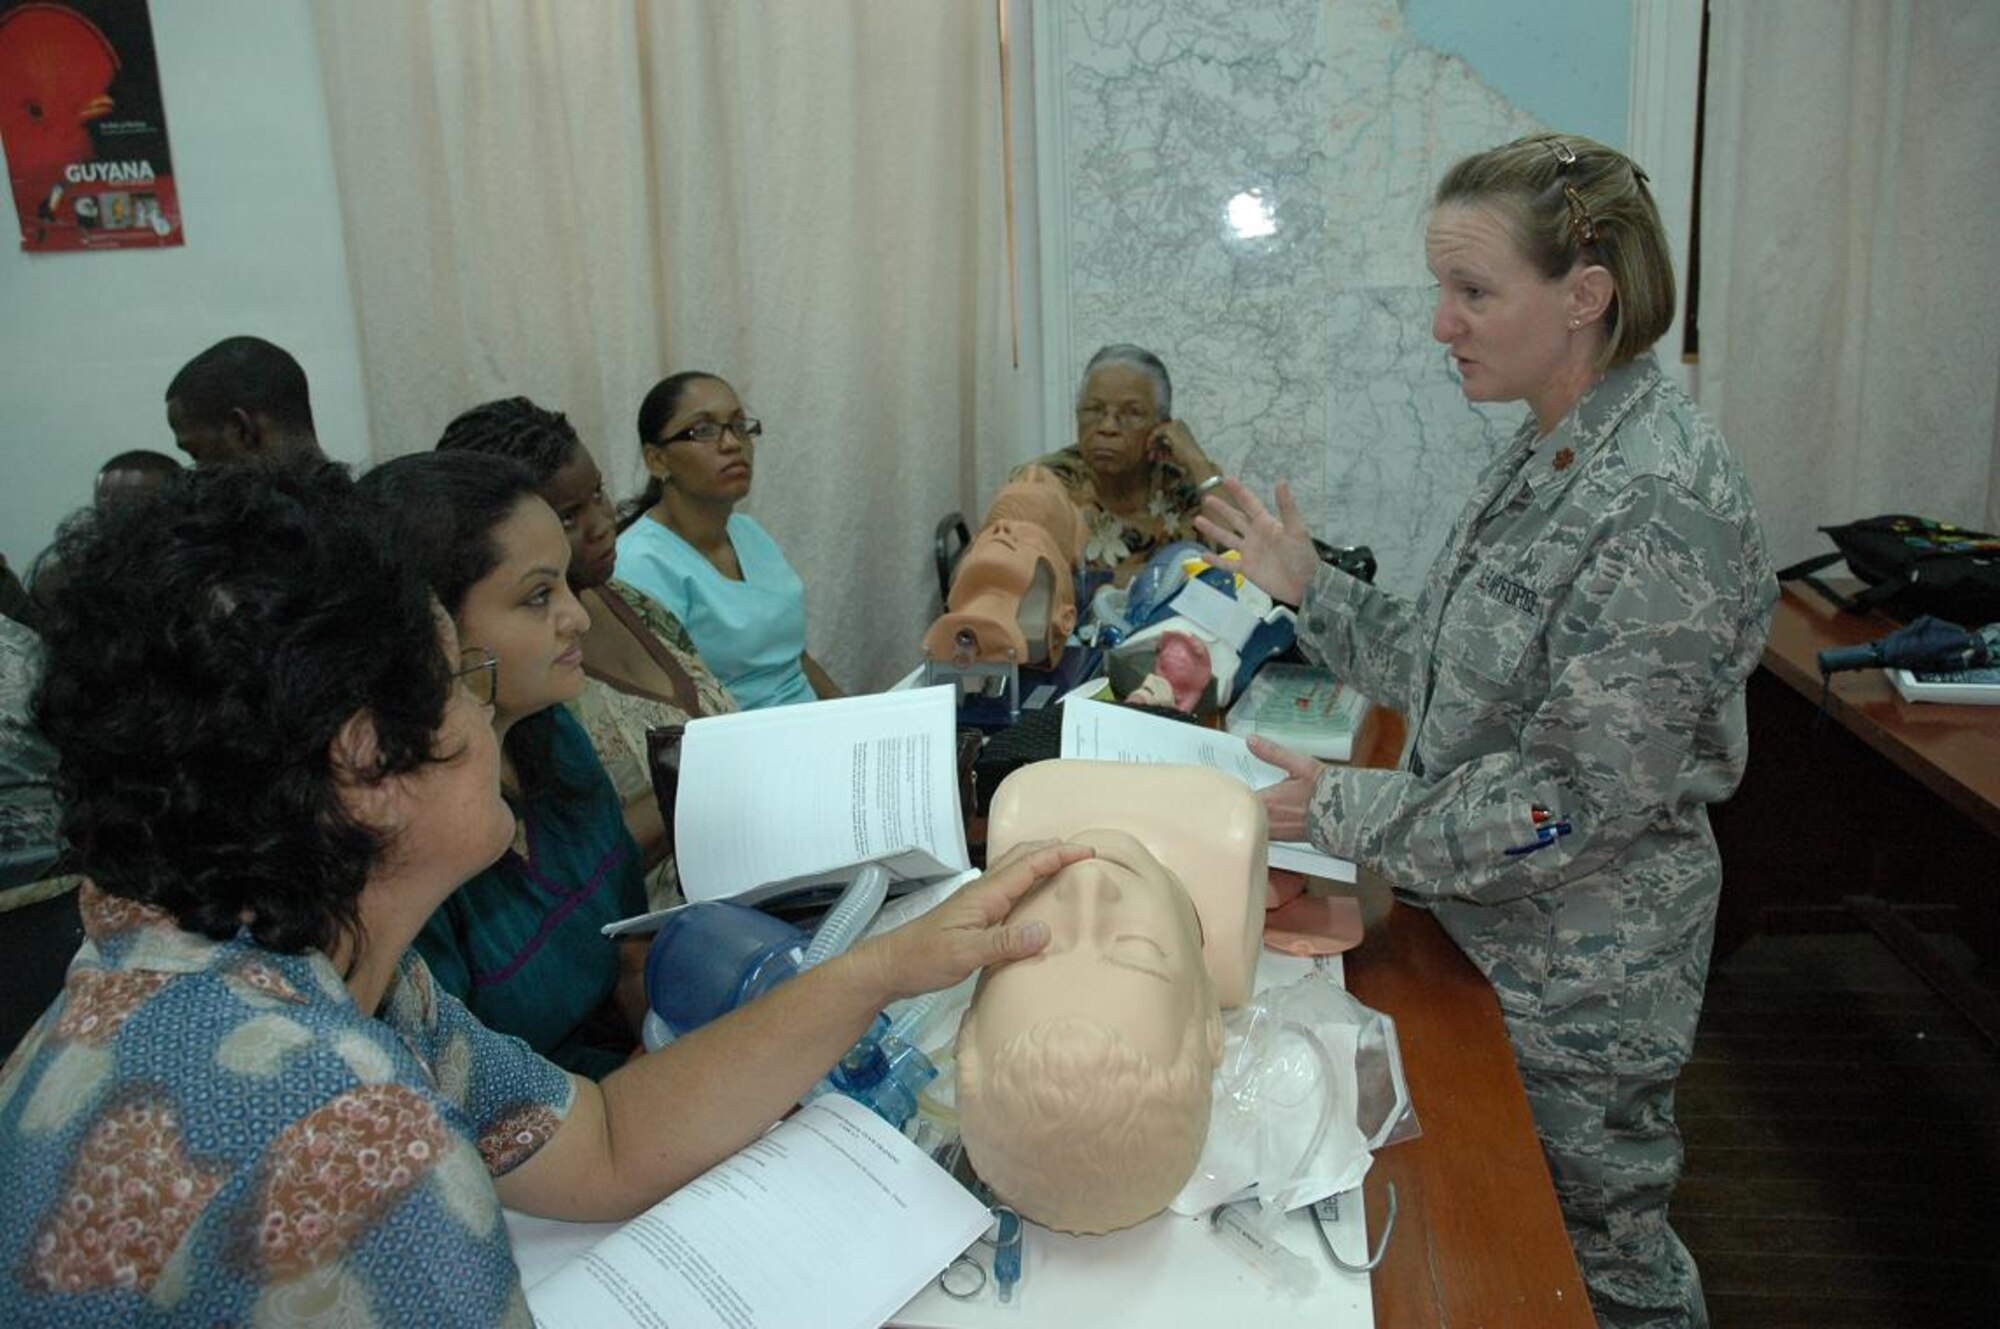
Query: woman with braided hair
437 396 737 909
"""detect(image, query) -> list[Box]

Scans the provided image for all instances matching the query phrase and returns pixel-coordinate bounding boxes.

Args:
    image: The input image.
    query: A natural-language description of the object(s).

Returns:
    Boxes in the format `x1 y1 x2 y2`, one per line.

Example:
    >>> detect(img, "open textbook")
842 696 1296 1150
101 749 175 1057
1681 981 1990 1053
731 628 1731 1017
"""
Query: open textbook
1060 698 1358 882
666 685 971 907
516 1095 992 1329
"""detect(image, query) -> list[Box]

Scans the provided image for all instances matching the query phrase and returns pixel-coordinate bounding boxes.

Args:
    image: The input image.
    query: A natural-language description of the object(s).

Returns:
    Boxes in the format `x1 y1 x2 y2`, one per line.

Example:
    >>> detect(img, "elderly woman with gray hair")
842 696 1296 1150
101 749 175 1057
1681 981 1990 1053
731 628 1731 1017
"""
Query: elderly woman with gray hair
1016 343 1222 588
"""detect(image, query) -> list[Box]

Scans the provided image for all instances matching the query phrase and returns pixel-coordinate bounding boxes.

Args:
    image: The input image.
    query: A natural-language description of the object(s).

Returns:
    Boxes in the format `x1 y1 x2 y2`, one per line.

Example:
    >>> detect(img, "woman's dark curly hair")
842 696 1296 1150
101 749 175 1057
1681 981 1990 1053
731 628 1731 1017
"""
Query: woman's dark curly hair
357 450 579 806
32 465 453 955
436 395 583 484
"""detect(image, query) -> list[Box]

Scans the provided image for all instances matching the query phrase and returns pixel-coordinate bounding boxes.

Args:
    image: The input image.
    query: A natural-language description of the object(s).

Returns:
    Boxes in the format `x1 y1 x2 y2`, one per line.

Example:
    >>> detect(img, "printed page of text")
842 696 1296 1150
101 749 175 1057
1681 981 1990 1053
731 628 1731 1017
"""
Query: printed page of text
674 686 969 901
1060 700 1355 882
527 1097 991 1329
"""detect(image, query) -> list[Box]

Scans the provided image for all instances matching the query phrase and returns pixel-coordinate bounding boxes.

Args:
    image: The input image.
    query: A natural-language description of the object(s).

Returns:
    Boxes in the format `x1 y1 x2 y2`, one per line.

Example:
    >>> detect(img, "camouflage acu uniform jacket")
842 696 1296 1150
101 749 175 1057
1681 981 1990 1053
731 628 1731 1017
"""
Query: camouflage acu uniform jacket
1296 354 1777 1078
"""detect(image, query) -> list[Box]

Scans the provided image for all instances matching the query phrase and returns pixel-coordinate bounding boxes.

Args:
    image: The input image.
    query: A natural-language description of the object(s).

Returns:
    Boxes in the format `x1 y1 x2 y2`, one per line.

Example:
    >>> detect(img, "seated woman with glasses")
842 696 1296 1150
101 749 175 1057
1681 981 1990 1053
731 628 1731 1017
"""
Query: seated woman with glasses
1019 343 1224 590
437 396 737 910
0 464 1083 1322
614 372 842 709
359 450 651 1079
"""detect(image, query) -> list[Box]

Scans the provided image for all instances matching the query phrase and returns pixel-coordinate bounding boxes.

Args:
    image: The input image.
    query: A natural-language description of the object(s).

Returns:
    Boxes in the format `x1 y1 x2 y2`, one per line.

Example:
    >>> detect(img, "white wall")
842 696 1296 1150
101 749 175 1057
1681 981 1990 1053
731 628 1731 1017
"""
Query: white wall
0 0 367 574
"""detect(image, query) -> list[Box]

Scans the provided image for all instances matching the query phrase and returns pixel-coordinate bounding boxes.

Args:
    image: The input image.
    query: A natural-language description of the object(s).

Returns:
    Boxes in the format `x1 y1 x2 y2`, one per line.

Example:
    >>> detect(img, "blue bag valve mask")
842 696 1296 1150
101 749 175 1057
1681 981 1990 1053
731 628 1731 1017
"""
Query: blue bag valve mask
641 866 936 1127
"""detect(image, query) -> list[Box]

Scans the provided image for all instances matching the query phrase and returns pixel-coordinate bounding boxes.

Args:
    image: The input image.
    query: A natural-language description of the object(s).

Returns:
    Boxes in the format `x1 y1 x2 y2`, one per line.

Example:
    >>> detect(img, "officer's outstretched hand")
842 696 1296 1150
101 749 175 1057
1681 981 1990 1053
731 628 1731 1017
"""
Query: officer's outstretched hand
1195 478 1319 607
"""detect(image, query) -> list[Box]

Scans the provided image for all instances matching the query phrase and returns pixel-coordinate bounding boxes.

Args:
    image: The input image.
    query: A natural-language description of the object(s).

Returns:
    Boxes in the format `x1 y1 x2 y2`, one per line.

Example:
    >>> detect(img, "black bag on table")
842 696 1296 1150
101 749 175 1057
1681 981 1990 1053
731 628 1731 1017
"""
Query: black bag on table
1776 515 2000 626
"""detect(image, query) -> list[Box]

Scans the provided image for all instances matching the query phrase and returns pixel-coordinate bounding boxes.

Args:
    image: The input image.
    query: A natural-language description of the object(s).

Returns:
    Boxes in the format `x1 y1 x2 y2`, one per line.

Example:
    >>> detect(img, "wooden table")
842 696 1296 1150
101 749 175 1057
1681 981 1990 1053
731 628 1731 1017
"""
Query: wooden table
1340 712 1593 1328
1755 584 2000 840
1710 582 2000 1033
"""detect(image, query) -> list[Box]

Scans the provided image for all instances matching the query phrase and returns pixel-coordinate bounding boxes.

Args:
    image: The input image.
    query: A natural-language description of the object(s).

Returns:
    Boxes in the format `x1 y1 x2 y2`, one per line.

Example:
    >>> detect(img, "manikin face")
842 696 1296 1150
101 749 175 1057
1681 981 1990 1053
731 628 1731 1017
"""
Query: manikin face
970 827 1211 1066
1426 200 1586 426
984 468 1086 561
1072 363 1162 483
540 448 618 590
930 519 1072 667
643 376 756 504
951 522 1044 597
453 496 592 727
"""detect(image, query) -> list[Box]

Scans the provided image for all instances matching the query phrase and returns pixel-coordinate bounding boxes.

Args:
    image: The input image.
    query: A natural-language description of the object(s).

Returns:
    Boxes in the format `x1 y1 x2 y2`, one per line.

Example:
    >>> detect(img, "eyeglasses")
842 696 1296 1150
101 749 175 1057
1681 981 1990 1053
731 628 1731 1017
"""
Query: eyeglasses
1546 139 1599 246
657 417 763 446
453 646 499 707
1076 403 1157 430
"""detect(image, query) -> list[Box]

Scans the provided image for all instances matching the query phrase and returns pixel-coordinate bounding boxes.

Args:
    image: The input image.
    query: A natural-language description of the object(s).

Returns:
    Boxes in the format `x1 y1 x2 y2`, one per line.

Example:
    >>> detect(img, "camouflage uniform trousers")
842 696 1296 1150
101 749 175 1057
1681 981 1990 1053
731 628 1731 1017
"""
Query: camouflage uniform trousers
1521 1061 1708 1329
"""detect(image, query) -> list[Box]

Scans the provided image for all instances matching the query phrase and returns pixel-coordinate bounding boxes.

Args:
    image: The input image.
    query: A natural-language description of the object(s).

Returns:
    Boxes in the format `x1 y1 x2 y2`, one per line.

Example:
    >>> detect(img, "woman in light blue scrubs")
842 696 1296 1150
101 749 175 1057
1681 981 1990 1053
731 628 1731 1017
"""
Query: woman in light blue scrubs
615 371 843 709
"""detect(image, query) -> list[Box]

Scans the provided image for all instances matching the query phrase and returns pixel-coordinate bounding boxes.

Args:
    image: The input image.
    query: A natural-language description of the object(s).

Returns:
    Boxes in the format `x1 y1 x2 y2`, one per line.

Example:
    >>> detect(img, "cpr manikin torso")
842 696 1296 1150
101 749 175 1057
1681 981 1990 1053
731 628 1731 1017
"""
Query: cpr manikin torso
923 468 1085 667
954 761 1267 1234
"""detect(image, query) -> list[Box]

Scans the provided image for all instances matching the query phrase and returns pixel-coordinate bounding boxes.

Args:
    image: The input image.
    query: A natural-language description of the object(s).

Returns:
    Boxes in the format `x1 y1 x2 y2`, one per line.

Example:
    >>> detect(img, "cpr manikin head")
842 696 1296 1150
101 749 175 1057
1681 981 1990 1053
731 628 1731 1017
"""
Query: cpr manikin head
983 760 1267 1006
955 828 1223 1235
923 468 1086 667
983 465 1088 551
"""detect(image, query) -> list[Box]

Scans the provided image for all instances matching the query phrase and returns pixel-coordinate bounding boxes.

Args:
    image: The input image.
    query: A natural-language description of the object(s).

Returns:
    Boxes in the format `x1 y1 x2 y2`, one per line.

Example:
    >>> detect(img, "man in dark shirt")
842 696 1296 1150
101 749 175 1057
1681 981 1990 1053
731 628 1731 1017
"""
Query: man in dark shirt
164 335 327 469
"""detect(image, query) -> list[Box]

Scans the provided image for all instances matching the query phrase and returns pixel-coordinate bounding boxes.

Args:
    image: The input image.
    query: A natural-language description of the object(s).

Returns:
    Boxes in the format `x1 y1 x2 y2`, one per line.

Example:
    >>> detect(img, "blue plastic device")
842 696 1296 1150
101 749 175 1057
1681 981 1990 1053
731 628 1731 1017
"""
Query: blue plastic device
643 900 937 1127
644 901 805 1032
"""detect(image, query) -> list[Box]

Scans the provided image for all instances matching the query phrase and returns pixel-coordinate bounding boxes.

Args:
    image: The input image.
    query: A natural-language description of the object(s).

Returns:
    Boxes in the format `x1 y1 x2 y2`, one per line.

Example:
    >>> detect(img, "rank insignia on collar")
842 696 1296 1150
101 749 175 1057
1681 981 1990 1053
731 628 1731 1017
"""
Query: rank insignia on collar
1552 447 1576 471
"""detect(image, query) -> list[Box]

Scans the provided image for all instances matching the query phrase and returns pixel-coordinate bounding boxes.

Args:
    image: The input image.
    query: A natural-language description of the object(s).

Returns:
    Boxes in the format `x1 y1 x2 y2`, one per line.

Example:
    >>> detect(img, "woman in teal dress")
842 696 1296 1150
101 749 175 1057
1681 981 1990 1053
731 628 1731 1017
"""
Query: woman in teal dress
361 450 649 1078
614 371 844 708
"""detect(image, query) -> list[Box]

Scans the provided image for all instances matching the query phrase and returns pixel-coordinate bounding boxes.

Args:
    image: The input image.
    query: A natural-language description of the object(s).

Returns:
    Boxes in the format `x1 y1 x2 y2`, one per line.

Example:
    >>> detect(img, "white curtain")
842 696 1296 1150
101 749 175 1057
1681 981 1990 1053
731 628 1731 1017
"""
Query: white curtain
312 1 1018 689
1698 0 2000 567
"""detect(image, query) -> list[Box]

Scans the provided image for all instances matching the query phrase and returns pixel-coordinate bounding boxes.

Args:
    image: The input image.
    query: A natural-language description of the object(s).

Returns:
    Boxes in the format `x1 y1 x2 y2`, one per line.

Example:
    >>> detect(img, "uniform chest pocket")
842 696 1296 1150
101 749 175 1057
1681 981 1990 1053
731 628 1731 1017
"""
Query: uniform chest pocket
1436 564 1549 687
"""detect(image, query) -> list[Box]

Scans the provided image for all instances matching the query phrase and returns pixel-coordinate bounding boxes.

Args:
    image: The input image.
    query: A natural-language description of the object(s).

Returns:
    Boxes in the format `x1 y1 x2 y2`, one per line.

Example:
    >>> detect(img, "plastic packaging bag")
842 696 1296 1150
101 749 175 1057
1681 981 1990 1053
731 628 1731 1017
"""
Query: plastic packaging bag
1172 968 1414 1216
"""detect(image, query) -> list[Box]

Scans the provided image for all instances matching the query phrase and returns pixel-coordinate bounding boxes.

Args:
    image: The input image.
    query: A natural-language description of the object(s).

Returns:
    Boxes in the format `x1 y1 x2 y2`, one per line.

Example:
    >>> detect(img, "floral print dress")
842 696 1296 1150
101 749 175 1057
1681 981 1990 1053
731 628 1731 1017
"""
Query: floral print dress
565 578 738 910
0 884 575 1325
1013 447 1206 589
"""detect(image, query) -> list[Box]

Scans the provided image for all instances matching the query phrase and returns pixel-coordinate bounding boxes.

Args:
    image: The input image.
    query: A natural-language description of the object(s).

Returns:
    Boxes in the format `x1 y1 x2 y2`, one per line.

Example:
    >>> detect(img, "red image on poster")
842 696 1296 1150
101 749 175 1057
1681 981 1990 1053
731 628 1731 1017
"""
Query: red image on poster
0 0 182 251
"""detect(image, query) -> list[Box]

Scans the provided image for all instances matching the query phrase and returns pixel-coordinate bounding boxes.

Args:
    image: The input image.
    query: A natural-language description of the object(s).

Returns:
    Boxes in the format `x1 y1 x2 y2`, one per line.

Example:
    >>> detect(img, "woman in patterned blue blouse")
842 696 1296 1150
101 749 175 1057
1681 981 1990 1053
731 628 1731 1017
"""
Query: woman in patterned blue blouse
0 464 1082 1324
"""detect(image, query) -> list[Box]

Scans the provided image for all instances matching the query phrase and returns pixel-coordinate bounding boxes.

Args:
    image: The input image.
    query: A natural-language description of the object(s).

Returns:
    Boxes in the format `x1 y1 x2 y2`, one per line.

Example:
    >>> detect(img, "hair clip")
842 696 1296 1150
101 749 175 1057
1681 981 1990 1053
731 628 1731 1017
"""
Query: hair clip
1562 183 1599 245
1545 140 1599 244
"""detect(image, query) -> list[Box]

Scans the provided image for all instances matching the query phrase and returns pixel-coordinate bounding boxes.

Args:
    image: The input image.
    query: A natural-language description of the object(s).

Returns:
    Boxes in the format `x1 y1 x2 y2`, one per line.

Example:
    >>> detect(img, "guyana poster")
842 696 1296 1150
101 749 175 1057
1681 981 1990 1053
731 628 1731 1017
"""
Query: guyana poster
0 0 181 251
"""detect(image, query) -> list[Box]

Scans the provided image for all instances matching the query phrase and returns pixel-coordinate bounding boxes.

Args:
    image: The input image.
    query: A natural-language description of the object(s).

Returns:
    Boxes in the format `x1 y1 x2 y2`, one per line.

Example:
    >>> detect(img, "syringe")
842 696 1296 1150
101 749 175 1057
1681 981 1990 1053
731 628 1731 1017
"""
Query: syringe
1209 1202 1318 1296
